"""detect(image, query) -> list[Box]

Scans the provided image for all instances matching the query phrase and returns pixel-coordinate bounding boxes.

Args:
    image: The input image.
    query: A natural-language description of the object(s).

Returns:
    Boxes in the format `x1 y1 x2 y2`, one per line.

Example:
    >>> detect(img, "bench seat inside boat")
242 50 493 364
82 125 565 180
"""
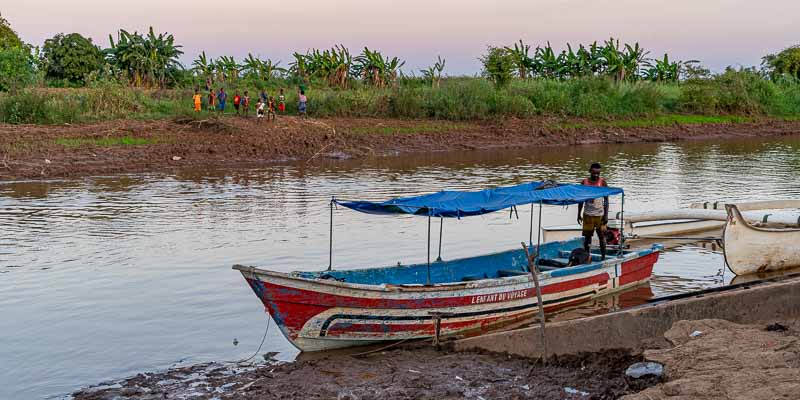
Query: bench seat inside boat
300 238 623 286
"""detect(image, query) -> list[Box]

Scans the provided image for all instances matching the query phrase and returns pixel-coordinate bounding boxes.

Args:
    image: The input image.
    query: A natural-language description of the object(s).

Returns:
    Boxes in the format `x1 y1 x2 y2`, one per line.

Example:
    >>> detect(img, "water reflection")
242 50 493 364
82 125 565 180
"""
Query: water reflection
1 135 799 399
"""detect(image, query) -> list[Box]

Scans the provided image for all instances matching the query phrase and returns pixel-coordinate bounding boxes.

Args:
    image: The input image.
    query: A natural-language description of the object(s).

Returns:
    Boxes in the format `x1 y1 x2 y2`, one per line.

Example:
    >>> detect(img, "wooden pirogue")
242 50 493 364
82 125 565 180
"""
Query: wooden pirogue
723 204 800 275
234 181 663 351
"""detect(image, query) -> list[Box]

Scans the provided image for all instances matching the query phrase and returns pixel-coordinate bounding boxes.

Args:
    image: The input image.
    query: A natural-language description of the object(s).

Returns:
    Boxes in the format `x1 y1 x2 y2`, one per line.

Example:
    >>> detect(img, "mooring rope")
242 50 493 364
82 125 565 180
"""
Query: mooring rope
229 313 271 364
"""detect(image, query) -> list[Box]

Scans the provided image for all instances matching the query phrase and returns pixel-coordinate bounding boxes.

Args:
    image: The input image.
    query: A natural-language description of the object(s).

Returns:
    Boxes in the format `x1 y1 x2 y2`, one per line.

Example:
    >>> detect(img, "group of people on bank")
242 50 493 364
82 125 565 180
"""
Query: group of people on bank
192 85 308 122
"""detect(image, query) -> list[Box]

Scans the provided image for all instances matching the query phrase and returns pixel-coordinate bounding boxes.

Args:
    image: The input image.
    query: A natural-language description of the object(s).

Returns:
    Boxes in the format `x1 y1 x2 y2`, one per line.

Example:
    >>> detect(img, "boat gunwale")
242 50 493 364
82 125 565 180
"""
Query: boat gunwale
232 247 653 293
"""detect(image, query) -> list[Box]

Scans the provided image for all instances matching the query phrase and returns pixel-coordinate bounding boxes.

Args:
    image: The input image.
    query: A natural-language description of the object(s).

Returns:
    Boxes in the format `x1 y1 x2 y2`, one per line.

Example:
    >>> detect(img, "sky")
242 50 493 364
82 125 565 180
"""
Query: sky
3 0 799 75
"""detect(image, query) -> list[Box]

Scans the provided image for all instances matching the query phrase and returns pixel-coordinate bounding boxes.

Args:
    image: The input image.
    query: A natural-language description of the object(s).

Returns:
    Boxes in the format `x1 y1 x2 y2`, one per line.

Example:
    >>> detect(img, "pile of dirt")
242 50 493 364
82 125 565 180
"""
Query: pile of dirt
72 345 646 400
622 319 800 400
2 116 799 180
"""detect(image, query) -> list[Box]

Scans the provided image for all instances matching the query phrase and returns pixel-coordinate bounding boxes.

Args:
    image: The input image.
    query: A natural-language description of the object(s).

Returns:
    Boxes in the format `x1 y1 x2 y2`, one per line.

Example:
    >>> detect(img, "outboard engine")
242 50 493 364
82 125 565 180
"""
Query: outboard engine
605 228 621 245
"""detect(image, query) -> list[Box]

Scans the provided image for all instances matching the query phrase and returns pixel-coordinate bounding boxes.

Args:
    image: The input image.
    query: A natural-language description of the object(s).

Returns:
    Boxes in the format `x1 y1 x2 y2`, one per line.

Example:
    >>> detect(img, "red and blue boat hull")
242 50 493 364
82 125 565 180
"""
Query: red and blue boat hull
235 240 661 351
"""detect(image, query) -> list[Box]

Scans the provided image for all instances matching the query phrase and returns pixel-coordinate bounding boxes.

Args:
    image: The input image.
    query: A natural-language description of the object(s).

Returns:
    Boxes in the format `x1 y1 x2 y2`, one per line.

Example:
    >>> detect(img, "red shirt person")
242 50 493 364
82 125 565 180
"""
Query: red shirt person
233 92 242 115
577 162 609 260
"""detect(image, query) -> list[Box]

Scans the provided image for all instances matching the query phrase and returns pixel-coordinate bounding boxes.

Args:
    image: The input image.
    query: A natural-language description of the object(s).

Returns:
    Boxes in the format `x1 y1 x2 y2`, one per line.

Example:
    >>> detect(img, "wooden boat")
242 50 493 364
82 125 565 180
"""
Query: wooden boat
234 181 663 352
723 204 800 275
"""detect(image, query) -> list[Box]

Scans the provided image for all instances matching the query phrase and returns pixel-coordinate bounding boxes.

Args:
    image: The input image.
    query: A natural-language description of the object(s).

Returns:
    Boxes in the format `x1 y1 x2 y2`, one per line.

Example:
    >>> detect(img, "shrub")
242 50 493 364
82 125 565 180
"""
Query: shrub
480 47 515 88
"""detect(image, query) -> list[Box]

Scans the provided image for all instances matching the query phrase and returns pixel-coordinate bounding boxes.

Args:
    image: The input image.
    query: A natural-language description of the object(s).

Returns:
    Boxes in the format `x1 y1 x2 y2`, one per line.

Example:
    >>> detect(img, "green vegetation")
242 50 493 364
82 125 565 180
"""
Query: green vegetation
105 28 184 88
763 46 800 81
0 13 23 50
485 38 695 84
0 46 36 93
480 46 516 87
40 33 105 86
420 56 446 88
0 14 37 94
0 84 190 124
0 13 798 126
1 69 799 124
55 136 155 147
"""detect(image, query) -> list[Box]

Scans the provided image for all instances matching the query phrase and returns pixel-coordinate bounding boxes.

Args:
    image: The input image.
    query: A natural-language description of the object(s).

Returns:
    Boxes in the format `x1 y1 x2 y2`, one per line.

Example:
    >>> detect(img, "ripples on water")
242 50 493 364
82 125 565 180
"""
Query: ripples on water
1 136 799 399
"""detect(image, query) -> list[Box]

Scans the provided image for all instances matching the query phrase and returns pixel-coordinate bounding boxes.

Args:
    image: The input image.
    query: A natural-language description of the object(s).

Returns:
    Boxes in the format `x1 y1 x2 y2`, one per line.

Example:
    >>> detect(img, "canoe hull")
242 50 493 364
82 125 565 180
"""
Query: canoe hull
723 204 800 275
542 219 723 244
236 247 660 352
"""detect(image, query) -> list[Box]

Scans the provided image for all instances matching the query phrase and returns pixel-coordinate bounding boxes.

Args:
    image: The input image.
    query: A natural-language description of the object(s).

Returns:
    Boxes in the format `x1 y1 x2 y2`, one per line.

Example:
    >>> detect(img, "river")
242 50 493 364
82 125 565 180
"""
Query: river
2 136 799 399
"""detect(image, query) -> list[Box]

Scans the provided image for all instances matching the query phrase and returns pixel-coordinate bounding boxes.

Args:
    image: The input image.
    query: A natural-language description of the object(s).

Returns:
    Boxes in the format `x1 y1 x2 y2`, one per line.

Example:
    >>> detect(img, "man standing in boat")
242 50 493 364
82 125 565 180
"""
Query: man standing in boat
577 162 609 260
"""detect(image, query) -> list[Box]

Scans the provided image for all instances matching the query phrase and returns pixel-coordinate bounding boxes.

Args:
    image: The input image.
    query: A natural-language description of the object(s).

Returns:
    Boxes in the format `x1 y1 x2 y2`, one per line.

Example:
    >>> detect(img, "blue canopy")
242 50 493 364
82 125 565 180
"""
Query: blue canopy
335 181 623 218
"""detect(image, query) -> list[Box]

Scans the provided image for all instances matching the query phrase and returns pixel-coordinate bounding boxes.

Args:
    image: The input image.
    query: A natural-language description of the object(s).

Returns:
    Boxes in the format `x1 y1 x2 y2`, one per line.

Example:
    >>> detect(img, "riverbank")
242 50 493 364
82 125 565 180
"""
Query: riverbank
72 345 645 400
2 115 799 181
623 318 800 400
70 317 800 400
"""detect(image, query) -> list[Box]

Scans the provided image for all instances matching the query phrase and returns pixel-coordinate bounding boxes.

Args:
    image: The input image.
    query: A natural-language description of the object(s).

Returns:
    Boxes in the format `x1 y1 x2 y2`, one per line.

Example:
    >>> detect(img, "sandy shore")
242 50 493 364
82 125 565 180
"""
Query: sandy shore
2 116 799 180
623 318 800 400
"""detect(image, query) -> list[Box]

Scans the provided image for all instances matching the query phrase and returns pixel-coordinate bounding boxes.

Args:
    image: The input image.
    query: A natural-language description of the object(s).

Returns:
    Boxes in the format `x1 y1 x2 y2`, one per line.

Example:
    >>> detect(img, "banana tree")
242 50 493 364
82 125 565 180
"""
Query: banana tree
214 56 240 83
506 40 533 79
242 53 285 81
106 27 183 88
420 55 446 88
290 51 310 81
536 43 563 79
600 37 626 81
192 51 215 81
622 42 648 81
643 54 698 82
354 47 405 87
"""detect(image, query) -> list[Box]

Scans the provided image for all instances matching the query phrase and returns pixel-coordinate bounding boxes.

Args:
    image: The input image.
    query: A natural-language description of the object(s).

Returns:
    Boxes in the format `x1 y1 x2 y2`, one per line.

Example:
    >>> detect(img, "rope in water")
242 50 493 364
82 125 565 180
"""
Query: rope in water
230 313 271 364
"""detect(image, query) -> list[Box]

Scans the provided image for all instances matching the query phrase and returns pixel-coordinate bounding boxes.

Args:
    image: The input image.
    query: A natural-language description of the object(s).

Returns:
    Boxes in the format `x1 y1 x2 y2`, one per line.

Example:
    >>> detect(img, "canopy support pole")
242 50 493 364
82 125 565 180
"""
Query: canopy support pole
535 201 543 265
328 197 334 271
529 203 535 246
436 217 443 262
619 193 625 257
427 215 432 285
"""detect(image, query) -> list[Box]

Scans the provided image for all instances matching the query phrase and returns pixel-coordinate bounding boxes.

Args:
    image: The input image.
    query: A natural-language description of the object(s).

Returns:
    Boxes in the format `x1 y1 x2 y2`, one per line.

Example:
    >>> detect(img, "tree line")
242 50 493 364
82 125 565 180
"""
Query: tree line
1 12 799 94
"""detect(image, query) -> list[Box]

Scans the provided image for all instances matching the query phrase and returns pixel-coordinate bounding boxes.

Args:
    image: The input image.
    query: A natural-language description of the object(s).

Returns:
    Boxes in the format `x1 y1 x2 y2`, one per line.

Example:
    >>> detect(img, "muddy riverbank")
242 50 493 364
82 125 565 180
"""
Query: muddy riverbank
2 116 799 180
70 317 800 400
72 344 647 400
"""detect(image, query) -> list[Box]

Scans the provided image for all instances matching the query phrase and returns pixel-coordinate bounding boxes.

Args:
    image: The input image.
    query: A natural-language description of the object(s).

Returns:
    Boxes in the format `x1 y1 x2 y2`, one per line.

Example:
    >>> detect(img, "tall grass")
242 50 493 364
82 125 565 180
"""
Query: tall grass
1 72 799 124
0 83 191 124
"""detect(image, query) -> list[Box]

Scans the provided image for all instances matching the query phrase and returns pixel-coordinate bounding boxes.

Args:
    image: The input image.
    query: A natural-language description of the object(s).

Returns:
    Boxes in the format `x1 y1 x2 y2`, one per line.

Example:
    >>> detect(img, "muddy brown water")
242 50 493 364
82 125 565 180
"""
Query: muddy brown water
2 136 800 399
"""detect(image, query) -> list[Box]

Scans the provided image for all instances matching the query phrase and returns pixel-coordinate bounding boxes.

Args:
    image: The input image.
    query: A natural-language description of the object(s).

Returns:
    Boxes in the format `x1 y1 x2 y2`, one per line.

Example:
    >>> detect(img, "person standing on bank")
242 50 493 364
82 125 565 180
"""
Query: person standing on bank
577 162 609 260
217 88 227 114
298 89 307 118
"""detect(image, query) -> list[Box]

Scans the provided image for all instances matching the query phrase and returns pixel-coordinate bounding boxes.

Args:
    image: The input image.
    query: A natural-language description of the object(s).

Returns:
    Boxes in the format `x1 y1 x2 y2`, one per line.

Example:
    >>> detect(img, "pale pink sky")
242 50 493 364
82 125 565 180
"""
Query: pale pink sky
4 0 798 75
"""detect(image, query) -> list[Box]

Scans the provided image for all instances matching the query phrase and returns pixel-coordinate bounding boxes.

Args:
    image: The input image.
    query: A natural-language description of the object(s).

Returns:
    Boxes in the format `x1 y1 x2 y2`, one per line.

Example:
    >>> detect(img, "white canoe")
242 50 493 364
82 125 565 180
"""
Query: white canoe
618 208 800 226
723 204 800 275
542 218 723 244
543 199 800 244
